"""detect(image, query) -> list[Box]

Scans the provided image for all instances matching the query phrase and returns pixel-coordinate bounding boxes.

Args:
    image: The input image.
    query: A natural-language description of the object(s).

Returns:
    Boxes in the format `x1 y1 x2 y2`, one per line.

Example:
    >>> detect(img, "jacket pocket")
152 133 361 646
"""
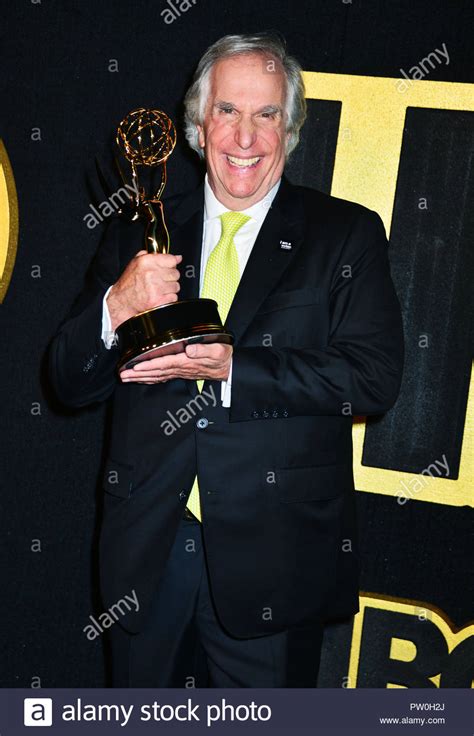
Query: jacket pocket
102 457 134 499
276 461 345 503
258 287 321 315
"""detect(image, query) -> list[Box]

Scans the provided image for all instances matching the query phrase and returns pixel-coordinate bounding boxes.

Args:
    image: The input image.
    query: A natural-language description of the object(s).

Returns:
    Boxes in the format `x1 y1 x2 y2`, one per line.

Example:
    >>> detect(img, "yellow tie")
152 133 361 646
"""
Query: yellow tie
186 211 251 521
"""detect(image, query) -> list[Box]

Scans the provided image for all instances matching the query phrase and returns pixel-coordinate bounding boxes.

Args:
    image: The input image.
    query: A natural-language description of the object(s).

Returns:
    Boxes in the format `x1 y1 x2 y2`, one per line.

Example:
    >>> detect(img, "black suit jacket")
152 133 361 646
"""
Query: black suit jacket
49 176 404 636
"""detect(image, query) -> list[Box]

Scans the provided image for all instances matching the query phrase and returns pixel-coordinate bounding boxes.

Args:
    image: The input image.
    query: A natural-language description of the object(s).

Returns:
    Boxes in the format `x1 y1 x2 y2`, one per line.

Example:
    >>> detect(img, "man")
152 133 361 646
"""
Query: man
49 33 404 687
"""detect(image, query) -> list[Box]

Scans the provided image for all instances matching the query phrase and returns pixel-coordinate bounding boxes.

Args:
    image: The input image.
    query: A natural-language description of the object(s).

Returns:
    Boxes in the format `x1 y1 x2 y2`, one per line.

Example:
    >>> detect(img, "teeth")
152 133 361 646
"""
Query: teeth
227 155 261 167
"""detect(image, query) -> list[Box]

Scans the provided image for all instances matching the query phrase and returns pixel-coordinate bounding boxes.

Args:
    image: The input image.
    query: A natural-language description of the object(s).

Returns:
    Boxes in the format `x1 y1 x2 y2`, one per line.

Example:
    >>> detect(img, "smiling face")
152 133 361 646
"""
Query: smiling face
197 53 289 210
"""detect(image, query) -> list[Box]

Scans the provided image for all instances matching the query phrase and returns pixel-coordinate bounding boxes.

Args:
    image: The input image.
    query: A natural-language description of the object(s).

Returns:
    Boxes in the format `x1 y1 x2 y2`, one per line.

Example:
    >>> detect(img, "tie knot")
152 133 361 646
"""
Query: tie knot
220 211 251 240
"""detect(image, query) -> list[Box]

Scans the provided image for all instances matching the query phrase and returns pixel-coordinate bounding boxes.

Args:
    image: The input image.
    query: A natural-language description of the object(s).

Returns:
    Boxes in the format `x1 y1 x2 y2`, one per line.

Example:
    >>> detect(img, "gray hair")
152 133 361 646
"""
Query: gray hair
183 33 306 159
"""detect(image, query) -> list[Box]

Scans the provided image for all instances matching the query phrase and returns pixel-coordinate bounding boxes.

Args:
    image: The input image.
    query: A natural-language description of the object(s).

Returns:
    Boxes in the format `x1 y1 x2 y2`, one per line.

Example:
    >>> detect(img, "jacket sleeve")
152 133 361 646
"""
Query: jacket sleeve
48 217 123 408
230 209 404 421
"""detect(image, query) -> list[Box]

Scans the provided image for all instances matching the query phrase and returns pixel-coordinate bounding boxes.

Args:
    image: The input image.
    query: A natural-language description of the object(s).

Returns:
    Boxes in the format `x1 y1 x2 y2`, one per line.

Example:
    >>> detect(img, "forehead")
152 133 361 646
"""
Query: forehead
208 53 286 106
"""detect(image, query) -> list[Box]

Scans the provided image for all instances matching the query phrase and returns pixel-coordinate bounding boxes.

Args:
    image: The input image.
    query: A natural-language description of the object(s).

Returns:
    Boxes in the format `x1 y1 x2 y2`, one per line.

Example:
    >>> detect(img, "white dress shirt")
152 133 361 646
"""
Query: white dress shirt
101 174 281 406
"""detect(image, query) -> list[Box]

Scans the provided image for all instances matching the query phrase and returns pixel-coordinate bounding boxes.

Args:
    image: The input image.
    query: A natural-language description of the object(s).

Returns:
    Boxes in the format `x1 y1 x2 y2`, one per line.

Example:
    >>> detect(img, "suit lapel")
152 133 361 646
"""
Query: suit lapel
167 183 204 398
167 183 204 302
226 177 306 345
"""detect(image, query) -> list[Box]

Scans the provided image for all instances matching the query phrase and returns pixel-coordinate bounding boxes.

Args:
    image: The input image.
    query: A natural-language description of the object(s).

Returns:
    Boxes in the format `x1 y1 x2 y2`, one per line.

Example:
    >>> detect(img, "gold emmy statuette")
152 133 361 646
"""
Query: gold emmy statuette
114 108 233 371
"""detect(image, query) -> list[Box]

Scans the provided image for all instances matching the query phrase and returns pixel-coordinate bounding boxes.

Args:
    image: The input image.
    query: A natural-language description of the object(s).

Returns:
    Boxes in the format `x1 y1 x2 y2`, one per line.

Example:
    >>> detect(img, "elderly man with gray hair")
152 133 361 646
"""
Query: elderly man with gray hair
49 32 403 687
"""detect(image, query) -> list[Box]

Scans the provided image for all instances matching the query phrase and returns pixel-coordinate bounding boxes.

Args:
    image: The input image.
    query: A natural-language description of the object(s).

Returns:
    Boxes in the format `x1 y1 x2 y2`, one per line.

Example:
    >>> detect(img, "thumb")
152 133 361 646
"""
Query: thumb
185 343 200 358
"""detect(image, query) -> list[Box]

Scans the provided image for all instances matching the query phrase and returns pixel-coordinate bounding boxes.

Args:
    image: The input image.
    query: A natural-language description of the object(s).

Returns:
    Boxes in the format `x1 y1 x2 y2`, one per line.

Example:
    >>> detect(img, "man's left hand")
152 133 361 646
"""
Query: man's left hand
119 343 233 384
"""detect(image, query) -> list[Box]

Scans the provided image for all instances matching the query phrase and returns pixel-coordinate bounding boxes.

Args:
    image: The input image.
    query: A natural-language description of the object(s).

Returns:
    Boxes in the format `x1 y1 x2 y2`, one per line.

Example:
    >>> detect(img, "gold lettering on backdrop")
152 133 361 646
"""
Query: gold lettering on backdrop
0 140 19 303
348 594 474 688
303 73 474 508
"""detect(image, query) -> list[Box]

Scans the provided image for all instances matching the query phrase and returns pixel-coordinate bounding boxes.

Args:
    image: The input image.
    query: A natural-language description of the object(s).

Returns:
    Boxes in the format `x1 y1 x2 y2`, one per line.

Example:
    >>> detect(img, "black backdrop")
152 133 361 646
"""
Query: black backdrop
1 0 473 688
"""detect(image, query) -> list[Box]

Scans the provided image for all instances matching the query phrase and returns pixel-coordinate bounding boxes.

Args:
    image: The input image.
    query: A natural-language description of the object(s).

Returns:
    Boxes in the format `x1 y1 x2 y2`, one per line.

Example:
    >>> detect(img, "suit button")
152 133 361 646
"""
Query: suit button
262 410 269 418
251 411 259 418
179 490 186 501
272 410 279 418
196 417 209 429
282 409 289 417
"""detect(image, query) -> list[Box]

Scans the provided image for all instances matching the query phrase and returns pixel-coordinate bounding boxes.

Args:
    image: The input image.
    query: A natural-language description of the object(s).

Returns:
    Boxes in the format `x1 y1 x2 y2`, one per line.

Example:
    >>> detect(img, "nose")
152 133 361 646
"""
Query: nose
234 115 257 150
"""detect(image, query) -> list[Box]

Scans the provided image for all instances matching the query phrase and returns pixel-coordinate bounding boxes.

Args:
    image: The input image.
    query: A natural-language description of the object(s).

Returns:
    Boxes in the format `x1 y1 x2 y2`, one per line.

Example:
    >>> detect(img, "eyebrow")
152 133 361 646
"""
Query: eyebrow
214 100 236 110
258 104 283 115
214 101 283 115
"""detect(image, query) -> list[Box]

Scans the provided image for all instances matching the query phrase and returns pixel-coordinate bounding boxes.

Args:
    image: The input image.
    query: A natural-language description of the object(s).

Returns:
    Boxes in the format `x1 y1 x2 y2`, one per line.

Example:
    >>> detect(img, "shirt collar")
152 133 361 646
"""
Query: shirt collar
204 173 281 224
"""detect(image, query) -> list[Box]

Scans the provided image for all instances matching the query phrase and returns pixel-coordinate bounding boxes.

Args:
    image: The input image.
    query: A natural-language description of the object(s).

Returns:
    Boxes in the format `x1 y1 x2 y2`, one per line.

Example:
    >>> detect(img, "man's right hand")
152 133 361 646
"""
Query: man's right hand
106 251 182 331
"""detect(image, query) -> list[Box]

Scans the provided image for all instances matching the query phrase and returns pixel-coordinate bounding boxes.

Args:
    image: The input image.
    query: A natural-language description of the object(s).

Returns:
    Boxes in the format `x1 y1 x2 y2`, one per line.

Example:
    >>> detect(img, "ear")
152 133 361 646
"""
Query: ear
197 125 205 149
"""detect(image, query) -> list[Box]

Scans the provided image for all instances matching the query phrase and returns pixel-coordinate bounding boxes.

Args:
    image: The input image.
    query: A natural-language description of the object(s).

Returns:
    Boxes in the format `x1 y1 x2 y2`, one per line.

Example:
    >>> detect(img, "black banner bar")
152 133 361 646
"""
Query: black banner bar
2 688 471 735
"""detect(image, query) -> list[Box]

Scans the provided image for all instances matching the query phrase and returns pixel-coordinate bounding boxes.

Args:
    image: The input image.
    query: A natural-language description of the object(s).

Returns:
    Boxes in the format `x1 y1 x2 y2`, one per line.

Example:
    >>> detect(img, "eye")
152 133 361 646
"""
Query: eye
219 106 235 115
259 110 281 122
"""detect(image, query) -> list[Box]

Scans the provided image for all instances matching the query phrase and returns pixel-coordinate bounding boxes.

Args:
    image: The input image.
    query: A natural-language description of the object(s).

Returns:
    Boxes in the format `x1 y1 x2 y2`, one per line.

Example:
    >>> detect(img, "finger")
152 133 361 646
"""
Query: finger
141 294 178 312
128 375 170 381
154 292 179 305
120 369 170 381
140 253 182 269
160 267 181 282
122 378 168 384
119 367 161 379
156 278 180 292
144 274 180 294
185 342 230 359
132 354 190 372
144 286 180 307
120 368 164 380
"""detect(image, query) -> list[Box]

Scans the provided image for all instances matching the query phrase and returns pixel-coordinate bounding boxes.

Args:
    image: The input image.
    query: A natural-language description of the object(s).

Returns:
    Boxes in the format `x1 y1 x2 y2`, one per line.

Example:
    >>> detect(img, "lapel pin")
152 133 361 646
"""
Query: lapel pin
280 240 292 250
